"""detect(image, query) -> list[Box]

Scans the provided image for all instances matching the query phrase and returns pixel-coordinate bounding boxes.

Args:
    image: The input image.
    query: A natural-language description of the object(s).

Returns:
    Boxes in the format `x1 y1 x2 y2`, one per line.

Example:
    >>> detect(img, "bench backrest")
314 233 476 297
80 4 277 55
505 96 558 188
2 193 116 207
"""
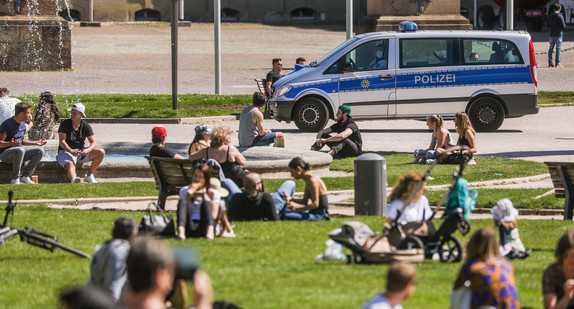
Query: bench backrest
147 156 195 194
254 78 266 95
545 162 574 198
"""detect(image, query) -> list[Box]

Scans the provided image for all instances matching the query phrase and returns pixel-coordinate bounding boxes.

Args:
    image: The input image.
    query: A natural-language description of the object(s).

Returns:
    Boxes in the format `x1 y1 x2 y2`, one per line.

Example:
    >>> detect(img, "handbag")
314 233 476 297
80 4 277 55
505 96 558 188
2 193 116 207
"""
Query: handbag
449 281 472 309
139 202 176 238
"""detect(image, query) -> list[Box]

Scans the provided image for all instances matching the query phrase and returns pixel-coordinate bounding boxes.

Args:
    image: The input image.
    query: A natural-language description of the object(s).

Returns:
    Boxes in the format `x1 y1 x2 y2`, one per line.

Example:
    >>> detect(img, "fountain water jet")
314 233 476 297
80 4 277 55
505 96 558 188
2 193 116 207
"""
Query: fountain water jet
0 0 71 71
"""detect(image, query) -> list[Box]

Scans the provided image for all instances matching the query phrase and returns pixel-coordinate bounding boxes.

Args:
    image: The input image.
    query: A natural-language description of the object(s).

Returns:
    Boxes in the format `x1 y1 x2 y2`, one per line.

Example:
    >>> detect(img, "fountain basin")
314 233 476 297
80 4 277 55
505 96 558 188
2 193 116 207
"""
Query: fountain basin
0 143 333 183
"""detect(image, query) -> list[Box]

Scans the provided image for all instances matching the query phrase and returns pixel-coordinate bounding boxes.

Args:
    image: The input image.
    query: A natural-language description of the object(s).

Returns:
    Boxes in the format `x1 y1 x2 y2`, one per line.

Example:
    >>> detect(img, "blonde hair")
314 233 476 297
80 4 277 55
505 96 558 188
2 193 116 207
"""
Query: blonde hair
455 112 476 137
426 115 444 133
210 126 233 148
465 228 500 261
389 172 425 203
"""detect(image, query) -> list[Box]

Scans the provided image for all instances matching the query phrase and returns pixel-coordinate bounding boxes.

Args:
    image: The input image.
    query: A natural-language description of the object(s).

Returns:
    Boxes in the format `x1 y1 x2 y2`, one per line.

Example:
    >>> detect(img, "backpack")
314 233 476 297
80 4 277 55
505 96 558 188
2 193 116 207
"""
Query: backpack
445 177 477 220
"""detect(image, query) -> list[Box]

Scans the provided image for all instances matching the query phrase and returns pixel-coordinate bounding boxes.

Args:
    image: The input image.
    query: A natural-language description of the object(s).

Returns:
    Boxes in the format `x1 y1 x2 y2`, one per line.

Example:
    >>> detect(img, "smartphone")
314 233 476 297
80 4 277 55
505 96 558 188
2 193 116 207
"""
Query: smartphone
173 246 200 281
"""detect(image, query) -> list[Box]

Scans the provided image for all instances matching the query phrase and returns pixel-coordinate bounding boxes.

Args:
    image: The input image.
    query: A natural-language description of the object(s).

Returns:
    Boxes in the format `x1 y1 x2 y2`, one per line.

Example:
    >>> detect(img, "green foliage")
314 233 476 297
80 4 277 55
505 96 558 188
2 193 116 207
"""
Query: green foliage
15 94 250 118
538 91 574 106
0 182 158 200
0 207 569 308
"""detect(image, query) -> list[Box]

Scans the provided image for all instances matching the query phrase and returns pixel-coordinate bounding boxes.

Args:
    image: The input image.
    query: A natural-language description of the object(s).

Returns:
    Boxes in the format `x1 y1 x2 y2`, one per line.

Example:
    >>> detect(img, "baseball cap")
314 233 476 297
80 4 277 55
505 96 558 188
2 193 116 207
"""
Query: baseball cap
194 124 211 135
152 125 167 138
339 104 351 116
70 103 86 116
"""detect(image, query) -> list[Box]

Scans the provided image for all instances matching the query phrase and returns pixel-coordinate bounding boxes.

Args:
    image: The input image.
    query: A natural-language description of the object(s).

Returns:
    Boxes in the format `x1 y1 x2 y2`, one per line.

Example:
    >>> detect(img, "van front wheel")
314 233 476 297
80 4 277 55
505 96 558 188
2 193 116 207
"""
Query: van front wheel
468 97 504 132
294 98 329 132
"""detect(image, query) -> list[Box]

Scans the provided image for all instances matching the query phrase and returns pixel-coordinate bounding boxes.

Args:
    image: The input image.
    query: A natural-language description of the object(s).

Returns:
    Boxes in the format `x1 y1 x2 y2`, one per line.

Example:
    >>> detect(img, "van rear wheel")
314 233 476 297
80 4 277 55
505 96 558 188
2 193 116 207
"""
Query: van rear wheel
294 98 329 132
468 97 504 132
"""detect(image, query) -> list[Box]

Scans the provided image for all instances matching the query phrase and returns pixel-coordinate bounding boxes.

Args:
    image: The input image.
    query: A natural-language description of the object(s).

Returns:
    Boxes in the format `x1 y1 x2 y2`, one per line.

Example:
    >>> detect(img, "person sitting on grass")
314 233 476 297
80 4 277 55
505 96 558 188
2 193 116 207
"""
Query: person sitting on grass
227 172 290 221
385 171 434 247
278 158 330 221
361 262 416 309
414 115 453 164
149 125 185 159
57 103 105 183
177 164 216 240
238 92 284 147
543 230 574 309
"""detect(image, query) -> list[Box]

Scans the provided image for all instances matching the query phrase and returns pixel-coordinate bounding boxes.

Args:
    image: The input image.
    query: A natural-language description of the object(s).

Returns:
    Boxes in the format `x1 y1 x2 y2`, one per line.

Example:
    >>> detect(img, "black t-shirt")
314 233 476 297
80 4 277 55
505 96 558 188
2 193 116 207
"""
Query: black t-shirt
57 118 94 151
265 71 282 87
227 192 279 221
149 145 176 158
329 117 363 151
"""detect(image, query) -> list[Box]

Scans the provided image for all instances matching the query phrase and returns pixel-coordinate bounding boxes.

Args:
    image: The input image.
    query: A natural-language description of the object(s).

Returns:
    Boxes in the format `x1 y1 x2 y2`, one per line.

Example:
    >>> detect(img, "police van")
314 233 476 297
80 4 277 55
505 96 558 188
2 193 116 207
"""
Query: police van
268 22 538 132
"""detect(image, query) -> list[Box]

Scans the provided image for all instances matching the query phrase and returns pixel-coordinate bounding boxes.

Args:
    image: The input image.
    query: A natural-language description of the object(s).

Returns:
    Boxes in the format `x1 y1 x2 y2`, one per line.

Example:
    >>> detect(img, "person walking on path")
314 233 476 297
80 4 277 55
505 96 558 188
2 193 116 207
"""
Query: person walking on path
238 92 284 147
548 3 566 68
57 103 106 183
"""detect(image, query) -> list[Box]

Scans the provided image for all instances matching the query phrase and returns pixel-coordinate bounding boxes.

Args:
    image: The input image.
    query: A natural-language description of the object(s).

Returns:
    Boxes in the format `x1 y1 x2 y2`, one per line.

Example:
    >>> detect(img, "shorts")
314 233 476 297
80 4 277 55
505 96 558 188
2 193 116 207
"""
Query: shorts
57 148 91 168
251 132 277 146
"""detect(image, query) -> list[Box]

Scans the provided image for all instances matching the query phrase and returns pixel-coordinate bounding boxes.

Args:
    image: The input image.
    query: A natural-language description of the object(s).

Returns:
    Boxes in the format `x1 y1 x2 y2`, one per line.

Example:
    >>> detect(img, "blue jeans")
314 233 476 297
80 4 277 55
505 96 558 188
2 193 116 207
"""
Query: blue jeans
221 178 242 201
0 147 44 179
251 132 277 146
271 180 296 216
548 36 563 65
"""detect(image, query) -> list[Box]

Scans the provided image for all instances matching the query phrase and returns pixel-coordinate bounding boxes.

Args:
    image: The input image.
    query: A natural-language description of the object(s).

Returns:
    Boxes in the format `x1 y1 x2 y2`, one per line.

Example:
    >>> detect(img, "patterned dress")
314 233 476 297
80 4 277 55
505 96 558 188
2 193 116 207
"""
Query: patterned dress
454 256 520 309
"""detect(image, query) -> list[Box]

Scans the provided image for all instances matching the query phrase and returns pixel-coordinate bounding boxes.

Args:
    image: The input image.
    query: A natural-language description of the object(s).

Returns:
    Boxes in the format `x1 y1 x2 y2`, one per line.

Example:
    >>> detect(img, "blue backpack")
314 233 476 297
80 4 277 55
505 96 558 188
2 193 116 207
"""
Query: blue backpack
445 177 477 220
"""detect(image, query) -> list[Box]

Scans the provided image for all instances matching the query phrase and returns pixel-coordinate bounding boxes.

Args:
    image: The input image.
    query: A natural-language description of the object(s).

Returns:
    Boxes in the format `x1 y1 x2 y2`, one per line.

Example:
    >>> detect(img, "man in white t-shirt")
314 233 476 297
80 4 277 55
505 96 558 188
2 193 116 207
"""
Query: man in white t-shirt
0 88 21 125
362 262 416 309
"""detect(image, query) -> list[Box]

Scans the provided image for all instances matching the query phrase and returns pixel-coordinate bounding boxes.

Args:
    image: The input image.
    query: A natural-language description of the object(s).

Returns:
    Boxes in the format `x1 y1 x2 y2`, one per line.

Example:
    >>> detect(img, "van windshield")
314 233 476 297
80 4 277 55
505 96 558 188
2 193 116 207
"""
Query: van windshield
313 37 359 67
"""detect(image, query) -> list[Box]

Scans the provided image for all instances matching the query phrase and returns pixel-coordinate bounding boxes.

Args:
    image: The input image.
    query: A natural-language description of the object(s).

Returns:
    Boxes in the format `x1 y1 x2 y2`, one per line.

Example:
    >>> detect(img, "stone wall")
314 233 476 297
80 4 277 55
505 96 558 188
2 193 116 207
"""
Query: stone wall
62 0 366 23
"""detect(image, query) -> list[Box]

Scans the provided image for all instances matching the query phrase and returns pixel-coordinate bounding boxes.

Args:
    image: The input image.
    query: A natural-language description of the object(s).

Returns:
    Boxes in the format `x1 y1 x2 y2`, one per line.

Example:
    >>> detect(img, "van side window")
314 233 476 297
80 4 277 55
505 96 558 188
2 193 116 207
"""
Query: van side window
462 39 523 65
324 39 389 74
400 38 455 68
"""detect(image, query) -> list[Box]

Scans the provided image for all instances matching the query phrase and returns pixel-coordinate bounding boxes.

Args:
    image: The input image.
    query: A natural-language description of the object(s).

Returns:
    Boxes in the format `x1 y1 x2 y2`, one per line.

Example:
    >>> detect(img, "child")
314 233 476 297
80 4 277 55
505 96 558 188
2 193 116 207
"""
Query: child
491 198 529 259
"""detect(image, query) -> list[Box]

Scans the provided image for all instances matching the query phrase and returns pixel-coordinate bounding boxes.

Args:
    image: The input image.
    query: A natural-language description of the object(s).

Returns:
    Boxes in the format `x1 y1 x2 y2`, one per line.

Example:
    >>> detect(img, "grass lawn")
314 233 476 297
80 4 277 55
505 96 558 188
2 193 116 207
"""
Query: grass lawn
0 206 569 308
11 92 572 120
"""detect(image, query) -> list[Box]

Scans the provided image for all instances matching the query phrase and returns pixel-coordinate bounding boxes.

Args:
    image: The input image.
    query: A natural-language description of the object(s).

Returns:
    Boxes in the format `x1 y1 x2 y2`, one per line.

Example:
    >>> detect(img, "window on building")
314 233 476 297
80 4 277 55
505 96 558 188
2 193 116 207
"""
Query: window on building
135 9 161 21
222 8 239 22
291 7 316 21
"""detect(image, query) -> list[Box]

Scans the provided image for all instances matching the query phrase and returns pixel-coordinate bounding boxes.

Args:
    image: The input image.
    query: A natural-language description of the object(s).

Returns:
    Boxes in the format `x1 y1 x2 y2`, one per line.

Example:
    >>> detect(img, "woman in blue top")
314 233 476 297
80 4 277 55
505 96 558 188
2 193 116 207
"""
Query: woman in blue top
278 158 329 221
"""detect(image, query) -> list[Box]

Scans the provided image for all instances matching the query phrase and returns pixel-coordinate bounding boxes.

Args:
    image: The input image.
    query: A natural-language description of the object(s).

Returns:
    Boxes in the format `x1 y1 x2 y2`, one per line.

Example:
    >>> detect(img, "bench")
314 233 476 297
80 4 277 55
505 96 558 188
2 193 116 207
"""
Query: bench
254 78 271 119
545 161 574 220
147 156 195 210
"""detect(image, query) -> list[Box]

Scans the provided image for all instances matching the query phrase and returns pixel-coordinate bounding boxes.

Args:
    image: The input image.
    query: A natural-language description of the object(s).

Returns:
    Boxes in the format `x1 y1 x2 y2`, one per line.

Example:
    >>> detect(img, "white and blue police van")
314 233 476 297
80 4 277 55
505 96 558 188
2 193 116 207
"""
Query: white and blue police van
268 22 539 132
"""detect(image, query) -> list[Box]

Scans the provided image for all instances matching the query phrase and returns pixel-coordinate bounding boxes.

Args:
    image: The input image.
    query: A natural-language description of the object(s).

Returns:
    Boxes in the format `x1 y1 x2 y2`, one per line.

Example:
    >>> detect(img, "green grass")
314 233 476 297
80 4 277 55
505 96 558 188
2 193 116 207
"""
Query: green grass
538 91 574 106
0 206 569 308
15 94 251 118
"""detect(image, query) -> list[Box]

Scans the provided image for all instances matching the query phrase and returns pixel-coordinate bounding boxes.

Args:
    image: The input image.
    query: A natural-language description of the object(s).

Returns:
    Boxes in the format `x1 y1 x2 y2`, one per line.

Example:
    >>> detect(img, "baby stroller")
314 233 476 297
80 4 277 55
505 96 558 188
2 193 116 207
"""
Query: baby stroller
329 221 425 264
384 152 477 263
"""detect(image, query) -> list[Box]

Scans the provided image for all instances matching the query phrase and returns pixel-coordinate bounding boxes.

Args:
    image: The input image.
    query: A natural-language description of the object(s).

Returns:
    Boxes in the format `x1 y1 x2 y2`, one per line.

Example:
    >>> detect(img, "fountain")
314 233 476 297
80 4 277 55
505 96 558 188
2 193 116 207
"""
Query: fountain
0 0 71 71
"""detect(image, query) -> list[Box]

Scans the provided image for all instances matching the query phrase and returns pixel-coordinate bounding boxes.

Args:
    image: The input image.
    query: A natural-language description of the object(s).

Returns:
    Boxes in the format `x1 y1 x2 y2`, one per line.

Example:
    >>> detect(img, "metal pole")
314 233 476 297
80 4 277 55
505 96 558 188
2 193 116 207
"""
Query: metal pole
473 0 477 28
346 0 353 40
506 0 514 30
214 0 221 94
89 0 93 22
171 0 178 110
179 0 184 21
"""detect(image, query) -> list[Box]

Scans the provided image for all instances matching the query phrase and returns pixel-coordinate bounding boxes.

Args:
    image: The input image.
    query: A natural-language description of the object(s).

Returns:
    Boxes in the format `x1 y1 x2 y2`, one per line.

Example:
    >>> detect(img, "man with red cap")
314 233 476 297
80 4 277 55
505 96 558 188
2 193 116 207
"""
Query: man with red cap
57 103 106 183
150 125 185 159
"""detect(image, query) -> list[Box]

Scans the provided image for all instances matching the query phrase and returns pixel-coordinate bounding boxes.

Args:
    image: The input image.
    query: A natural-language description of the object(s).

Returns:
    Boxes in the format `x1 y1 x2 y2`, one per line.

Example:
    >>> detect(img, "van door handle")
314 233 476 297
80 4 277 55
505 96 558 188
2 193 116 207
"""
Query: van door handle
379 75 394 80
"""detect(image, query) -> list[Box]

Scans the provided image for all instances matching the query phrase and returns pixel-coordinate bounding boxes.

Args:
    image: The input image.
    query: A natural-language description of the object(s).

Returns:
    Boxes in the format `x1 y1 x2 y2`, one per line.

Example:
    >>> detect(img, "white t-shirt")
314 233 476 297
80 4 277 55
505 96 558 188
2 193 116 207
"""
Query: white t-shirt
361 293 403 309
0 97 20 125
387 195 432 223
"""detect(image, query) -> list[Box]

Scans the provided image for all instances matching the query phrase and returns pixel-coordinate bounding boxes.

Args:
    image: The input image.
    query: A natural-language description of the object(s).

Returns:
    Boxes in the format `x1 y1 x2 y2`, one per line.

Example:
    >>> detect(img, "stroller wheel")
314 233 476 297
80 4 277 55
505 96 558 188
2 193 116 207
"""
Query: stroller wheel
354 254 364 264
458 219 471 235
438 235 463 263
398 235 424 250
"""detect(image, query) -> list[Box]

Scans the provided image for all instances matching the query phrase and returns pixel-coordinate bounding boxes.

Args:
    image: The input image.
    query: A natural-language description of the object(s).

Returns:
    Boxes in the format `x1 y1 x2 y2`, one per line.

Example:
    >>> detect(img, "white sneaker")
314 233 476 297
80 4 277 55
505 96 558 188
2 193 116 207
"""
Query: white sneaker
11 178 20 185
20 176 35 184
71 177 81 183
84 174 97 183
221 231 236 238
